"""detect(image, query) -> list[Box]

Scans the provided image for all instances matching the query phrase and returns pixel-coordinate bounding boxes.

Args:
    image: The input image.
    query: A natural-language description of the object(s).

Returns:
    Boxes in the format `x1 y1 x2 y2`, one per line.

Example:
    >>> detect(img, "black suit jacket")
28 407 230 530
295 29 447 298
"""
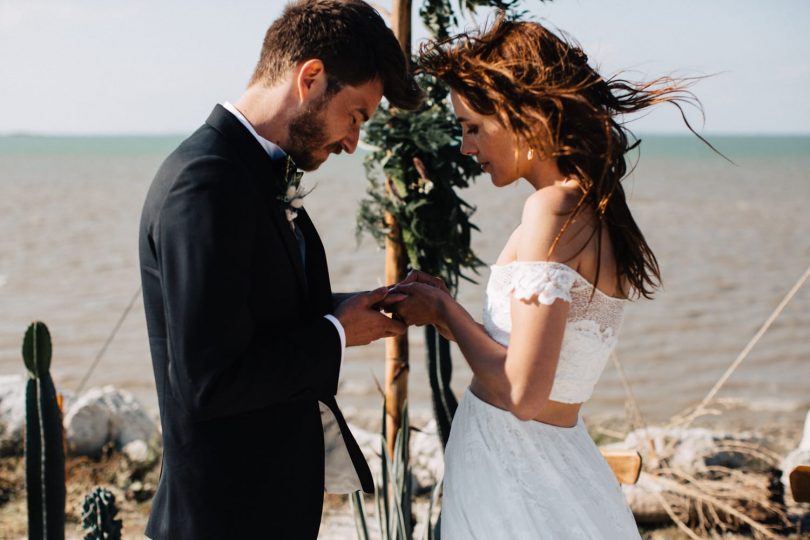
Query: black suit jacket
139 105 372 540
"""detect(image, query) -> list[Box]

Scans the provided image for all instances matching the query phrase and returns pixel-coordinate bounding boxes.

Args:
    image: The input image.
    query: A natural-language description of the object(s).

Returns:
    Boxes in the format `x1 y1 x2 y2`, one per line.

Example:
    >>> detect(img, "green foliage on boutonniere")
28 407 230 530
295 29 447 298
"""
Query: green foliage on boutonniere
356 74 485 293
278 156 313 223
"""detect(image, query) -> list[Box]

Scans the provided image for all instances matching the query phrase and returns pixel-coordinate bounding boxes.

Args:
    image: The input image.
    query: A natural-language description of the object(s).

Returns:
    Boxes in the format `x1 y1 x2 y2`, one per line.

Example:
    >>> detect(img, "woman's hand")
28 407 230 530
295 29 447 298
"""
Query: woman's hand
397 270 451 296
376 270 457 340
387 280 451 329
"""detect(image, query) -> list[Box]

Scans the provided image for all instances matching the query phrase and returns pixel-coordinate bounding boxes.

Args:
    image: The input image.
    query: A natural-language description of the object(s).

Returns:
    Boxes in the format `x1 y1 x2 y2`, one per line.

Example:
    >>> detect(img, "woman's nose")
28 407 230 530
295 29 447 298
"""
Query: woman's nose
460 138 477 156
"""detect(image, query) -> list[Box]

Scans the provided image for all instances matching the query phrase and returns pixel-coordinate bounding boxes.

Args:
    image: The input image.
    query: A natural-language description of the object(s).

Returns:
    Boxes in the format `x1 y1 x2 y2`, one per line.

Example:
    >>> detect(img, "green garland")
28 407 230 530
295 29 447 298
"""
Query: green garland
357 1 548 289
355 0 551 451
357 74 485 294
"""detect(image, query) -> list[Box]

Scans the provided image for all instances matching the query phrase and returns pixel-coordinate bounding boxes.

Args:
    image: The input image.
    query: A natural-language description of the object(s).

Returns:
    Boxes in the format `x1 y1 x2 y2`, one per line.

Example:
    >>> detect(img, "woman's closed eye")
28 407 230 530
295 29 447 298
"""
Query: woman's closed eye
465 125 478 135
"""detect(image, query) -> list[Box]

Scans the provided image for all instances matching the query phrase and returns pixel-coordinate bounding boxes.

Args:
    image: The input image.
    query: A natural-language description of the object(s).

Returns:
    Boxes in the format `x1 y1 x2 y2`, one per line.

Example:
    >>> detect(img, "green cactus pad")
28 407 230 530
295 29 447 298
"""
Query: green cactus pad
22 322 52 378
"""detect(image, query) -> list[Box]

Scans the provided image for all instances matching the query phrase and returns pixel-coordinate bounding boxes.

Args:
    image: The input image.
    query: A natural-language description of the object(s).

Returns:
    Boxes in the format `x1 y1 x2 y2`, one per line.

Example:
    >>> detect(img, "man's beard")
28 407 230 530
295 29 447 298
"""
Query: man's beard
286 92 342 171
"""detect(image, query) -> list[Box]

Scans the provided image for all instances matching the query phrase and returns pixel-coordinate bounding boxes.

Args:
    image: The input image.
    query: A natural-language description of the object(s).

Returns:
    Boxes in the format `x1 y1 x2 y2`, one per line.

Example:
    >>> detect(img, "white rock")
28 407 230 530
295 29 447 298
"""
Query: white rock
604 425 761 474
621 472 670 524
97 385 155 447
799 409 810 452
123 439 150 463
63 386 156 456
0 375 26 454
64 390 115 455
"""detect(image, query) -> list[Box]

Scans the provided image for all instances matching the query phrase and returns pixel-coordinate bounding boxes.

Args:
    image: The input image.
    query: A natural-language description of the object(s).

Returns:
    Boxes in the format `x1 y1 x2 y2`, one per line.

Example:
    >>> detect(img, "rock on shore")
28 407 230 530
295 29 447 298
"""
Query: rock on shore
0 375 158 462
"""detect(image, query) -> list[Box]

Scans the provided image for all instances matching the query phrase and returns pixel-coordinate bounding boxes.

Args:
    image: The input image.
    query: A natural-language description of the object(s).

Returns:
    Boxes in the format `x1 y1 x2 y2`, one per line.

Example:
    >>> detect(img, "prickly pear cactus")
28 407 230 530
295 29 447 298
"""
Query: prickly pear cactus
81 487 123 540
23 321 66 540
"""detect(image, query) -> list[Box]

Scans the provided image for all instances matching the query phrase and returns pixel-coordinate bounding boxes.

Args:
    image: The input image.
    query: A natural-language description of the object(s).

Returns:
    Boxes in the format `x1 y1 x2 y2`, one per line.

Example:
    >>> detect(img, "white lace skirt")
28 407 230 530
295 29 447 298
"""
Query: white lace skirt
441 388 641 539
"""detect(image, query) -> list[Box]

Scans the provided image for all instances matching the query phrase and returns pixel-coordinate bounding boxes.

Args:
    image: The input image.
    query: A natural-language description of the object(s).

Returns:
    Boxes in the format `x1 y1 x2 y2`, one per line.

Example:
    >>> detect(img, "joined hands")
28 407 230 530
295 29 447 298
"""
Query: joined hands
335 271 457 346
379 270 457 341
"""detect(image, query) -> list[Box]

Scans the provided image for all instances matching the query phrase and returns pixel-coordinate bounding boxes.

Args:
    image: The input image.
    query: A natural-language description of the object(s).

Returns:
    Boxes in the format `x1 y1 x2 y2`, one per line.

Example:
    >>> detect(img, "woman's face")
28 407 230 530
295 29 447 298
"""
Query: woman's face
450 90 526 187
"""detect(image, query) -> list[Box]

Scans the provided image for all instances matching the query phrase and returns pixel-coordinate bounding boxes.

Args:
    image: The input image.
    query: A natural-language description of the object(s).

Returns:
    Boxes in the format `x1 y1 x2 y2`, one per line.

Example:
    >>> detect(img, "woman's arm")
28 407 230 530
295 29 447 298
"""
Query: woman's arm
391 186 582 420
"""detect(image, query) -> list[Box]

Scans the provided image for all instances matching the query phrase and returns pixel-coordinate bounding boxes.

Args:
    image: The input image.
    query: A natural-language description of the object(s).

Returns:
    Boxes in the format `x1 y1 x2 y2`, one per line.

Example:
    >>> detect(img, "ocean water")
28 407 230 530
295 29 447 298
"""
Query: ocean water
1 133 808 430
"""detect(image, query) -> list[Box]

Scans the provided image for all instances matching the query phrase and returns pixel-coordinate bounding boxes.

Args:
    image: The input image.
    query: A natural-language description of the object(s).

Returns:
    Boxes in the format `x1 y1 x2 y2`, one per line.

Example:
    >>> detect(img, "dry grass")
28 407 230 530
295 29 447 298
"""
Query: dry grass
620 405 797 539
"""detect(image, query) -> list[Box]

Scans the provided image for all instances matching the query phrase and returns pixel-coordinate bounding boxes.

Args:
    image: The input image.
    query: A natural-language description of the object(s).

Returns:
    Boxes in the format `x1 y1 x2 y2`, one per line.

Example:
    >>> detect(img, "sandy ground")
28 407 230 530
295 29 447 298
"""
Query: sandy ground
0 416 805 539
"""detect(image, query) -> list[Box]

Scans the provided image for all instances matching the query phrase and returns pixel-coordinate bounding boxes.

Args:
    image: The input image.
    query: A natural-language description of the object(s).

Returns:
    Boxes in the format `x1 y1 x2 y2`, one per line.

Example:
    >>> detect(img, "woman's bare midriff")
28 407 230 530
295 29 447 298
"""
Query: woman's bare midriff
470 377 581 428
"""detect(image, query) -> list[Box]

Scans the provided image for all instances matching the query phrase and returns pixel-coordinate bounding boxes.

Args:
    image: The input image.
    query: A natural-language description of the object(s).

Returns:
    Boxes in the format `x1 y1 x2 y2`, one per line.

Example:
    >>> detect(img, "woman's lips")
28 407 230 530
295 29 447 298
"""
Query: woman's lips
480 161 490 172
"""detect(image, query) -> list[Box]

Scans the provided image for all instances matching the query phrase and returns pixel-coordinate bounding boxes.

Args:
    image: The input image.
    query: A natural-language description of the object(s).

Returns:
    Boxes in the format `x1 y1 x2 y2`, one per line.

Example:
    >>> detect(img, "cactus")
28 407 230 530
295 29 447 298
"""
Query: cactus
81 487 123 540
425 325 457 449
23 321 66 540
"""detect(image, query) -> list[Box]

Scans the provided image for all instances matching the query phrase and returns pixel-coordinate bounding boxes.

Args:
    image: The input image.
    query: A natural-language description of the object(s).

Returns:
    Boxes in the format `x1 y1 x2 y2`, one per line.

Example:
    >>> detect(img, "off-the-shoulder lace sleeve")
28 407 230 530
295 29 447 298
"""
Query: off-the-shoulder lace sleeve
509 261 578 304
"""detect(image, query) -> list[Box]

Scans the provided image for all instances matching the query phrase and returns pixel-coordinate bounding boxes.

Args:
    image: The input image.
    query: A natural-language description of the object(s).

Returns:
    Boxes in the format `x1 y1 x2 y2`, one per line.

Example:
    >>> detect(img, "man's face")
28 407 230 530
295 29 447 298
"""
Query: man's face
286 78 384 171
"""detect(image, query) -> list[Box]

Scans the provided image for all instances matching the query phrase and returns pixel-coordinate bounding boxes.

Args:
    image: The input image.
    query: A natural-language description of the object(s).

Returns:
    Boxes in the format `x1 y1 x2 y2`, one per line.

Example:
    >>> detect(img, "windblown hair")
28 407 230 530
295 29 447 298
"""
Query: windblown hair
419 14 710 298
251 0 423 110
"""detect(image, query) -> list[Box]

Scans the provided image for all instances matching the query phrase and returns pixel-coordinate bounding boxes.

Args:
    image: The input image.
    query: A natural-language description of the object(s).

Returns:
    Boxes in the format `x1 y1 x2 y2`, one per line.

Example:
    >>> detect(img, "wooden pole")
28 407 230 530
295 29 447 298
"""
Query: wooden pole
391 0 412 61
383 207 409 457
384 0 412 458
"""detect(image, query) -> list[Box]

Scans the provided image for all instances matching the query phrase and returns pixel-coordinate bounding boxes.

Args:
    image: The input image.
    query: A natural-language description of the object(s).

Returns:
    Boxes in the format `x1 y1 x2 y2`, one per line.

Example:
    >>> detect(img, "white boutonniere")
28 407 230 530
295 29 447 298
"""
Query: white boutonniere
278 156 314 225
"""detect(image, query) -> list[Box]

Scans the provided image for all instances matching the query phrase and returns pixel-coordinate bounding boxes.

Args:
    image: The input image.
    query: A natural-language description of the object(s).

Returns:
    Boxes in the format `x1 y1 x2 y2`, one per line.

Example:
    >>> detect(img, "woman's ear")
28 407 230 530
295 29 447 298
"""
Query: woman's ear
295 59 327 104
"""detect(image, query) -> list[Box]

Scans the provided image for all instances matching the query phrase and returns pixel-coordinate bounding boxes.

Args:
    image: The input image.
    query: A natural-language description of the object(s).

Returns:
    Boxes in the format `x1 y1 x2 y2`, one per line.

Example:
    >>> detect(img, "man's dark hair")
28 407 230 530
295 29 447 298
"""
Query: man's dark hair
250 0 423 110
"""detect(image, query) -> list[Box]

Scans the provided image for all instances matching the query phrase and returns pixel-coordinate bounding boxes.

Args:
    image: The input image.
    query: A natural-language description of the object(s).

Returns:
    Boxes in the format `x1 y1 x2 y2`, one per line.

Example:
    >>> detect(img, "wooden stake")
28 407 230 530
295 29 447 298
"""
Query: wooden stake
384 0 412 459
391 0 412 62
600 450 643 485
790 465 810 503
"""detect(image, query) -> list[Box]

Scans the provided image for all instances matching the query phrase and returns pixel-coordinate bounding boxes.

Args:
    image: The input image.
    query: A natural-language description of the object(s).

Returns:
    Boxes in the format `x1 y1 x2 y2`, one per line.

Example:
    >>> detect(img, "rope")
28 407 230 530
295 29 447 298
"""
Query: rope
670 262 810 429
75 286 142 395
611 352 647 431
611 352 661 465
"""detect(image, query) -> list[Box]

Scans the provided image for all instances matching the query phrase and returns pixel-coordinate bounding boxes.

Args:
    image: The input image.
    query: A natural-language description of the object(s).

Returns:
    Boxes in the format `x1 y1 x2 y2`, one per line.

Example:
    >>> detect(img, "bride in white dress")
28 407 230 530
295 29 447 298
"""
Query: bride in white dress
385 14 706 540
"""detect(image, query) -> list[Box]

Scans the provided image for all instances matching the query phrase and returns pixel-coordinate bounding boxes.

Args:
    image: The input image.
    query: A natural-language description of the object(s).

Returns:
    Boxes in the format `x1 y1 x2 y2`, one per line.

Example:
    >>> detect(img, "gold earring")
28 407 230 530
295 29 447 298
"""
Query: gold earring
527 148 534 160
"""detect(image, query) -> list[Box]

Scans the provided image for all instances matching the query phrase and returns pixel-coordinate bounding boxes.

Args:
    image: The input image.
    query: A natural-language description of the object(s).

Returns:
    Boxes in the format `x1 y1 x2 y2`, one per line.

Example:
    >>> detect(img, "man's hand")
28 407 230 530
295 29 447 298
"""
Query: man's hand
332 292 361 311
335 287 408 346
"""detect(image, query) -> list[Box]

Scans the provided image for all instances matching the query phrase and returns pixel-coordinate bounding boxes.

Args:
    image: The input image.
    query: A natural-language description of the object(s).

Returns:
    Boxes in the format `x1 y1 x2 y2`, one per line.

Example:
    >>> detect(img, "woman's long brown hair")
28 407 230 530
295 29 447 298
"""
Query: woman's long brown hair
419 14 714 299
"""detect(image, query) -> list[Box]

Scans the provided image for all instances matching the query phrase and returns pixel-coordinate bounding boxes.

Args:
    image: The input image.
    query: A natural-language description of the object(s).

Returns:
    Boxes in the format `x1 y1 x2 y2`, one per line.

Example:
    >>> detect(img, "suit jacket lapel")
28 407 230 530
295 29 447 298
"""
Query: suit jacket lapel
296 208 331 313
268 199 310 299
205 105 309 299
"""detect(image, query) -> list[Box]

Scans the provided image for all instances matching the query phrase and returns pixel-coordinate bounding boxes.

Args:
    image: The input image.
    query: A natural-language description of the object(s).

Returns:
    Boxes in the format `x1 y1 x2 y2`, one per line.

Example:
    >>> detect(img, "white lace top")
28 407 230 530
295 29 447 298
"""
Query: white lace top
483 261 625 403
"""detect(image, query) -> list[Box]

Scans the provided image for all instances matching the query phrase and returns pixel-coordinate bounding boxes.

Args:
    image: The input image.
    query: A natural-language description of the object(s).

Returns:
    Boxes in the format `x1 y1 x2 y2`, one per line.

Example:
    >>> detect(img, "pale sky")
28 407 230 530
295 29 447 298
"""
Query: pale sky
0 0 807 135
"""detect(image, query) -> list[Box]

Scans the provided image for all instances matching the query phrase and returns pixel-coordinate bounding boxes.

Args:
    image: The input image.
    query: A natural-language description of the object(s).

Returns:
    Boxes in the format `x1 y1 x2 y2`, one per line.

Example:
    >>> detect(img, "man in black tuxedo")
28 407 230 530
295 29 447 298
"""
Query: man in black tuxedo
138 1 422 538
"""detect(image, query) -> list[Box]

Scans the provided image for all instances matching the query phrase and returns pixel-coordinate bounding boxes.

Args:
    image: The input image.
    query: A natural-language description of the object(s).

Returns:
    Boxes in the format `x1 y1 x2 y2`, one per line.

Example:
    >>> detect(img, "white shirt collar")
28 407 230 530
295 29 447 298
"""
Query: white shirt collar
221 101 287 161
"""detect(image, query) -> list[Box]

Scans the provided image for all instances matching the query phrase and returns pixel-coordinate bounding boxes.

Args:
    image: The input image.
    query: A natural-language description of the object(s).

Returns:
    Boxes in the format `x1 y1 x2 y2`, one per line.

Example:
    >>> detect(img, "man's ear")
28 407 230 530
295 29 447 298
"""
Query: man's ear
295 59 327 104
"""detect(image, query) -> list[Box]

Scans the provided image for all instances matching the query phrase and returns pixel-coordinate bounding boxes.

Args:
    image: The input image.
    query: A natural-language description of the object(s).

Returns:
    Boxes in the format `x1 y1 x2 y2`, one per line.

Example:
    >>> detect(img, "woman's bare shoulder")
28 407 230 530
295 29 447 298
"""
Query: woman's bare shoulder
518 185 591 261
521 184 582 220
